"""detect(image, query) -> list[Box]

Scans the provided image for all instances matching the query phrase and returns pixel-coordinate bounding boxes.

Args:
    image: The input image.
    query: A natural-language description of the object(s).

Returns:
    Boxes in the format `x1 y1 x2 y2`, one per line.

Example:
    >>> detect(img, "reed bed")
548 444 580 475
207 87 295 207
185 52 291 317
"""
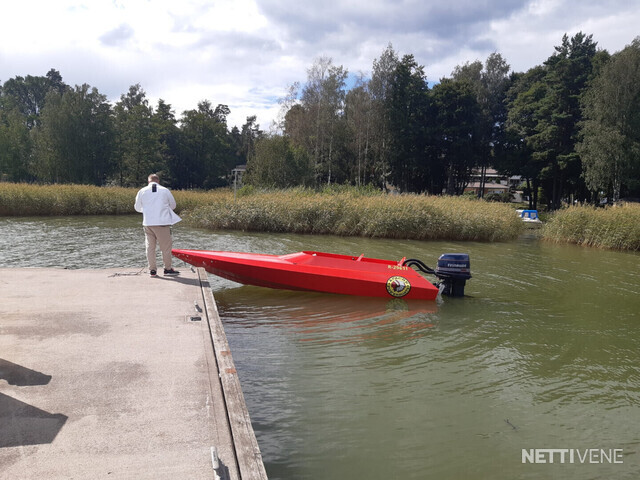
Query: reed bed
185 188 524 242
542 203 640 251
0 183 220 216
0 183 524 241
0 183 137 215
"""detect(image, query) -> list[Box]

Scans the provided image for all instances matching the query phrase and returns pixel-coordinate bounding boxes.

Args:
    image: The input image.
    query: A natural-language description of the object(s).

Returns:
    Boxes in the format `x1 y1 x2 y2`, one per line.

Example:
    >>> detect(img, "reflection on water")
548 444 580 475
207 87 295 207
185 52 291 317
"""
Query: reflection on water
2 216 640 479
217 286 438 345
214 228 640 480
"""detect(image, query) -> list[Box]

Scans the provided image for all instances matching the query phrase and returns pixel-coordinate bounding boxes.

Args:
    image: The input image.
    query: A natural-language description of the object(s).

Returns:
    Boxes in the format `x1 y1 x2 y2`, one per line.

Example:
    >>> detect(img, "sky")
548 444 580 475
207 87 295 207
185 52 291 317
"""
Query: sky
1 0 638 131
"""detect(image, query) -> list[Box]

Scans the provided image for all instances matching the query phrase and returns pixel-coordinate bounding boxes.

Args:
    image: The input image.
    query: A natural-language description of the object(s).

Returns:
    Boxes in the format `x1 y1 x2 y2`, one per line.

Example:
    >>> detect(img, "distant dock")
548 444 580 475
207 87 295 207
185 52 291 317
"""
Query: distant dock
0 267 267 479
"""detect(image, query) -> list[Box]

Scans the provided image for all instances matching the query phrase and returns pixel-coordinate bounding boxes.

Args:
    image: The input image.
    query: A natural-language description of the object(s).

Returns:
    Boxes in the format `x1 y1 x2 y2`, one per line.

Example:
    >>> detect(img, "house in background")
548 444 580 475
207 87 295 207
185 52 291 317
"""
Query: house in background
464 168 523 202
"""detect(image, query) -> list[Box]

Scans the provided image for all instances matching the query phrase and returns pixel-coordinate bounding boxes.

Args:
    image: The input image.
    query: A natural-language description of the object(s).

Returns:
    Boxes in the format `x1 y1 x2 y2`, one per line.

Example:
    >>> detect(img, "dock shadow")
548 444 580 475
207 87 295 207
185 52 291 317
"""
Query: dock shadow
107 271 201 286
0 393 67 448
1 360 66 448
0 359 52 386
153 275 201 287
212 453 232 480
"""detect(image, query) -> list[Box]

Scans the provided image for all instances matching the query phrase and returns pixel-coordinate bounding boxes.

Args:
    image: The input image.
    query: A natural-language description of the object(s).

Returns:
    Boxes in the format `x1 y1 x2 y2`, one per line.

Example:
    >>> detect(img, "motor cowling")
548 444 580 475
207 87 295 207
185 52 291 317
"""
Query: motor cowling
435 253 471 297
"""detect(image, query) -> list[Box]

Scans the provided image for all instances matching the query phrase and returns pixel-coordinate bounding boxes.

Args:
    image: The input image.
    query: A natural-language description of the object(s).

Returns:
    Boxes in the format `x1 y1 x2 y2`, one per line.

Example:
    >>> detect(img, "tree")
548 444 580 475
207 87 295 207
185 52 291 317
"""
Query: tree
431 79 481 195
1 69 67 129
505 33 598 209
113 84 157 186
453 54 512 197
578 37 640 201
275 82 300 134
299 56 348 185
180 101 234 189
344 74 373 186
239 115 263 166
152 99 184 188
0 105 32 181
369 44 399 188
386 54 432 192
245 135 312 188
32 84 114 184
505 67 548 209
284 103 313 164
538 32 598 208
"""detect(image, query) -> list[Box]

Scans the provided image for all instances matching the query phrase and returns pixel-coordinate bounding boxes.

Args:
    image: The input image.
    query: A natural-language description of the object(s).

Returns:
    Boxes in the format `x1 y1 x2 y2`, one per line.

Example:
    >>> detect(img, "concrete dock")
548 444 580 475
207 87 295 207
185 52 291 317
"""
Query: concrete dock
0 267 267 479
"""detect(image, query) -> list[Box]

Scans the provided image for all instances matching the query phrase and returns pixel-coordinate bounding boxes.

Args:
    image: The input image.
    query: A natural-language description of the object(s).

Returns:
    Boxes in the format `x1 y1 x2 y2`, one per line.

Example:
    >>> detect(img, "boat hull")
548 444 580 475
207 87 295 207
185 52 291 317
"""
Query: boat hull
172 249 440 300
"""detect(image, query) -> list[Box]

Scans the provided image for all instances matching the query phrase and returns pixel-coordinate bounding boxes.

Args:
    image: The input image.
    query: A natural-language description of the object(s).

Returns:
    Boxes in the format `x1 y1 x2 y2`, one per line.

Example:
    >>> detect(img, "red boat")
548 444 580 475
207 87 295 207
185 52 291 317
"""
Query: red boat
172 249 449 300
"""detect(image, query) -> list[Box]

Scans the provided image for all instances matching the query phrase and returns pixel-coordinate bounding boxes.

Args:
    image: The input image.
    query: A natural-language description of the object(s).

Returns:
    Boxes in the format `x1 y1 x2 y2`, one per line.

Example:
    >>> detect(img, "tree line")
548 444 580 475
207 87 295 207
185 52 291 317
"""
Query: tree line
251 33 640 209
0 72 248 189
1 32 639 209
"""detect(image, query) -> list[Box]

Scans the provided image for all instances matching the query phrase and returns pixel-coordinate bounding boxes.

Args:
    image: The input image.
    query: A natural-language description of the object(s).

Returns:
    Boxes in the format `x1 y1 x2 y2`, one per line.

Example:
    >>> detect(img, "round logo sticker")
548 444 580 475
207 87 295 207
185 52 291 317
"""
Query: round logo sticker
386 276 411 297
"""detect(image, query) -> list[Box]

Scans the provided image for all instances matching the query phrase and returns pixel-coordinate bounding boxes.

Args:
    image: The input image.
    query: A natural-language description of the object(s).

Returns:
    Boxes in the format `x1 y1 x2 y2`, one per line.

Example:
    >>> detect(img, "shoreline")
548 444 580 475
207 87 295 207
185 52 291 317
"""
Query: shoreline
1 183 639 250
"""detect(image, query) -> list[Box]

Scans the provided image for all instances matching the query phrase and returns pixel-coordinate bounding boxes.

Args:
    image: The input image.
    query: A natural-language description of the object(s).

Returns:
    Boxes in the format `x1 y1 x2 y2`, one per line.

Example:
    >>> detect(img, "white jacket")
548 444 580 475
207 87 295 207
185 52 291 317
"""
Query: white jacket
134 182 182 226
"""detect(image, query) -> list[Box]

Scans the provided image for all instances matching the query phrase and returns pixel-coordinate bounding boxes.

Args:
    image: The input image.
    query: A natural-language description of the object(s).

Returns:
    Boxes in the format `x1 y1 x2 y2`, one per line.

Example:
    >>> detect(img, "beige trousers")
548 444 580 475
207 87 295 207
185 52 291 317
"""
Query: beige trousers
143 226 173 271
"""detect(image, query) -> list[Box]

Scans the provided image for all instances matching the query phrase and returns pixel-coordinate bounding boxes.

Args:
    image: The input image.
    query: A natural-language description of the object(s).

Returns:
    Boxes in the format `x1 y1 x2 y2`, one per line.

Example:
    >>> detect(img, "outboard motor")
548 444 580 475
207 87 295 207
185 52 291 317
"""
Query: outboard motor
435 253 471 297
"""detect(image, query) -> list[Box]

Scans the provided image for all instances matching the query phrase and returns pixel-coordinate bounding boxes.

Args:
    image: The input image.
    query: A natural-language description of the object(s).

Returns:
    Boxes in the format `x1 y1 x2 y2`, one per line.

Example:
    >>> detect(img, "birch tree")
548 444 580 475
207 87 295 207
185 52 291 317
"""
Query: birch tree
578 37 640 202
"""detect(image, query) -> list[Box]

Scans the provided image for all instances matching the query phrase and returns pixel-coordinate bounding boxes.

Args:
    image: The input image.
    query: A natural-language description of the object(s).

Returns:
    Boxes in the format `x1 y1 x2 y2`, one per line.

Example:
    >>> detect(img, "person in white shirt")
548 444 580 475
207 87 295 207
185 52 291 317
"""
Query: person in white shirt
134 174 182 276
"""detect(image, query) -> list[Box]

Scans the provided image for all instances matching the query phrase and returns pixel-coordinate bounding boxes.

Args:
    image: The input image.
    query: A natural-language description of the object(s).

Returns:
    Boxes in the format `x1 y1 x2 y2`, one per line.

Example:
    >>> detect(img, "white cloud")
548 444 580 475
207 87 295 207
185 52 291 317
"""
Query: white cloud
1 0 638 129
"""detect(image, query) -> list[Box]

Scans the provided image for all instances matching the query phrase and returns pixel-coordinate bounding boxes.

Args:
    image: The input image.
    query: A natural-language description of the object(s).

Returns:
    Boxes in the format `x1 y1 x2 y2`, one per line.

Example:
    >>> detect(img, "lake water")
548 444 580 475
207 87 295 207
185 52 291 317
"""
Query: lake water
1 216 639 479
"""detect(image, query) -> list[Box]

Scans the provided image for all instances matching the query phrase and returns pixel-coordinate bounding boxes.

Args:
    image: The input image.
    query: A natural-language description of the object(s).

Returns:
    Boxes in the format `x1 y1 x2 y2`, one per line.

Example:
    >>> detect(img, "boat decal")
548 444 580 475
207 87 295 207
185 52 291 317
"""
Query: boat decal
386 276 411 297
387 265 408 271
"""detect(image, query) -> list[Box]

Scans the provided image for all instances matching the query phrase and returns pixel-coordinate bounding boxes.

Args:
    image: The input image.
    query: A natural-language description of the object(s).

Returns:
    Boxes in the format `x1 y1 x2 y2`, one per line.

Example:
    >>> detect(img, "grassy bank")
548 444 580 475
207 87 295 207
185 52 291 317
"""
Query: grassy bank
0 183 523 242
542 203 640 251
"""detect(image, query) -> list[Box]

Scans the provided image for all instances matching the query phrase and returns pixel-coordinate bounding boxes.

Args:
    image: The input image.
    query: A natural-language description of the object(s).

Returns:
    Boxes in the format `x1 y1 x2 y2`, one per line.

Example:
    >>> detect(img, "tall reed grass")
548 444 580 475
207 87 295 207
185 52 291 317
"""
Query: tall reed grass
0 183 220 216
0 183 136 215
0 183 524 242
185 188 524 242
542 203 640 251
